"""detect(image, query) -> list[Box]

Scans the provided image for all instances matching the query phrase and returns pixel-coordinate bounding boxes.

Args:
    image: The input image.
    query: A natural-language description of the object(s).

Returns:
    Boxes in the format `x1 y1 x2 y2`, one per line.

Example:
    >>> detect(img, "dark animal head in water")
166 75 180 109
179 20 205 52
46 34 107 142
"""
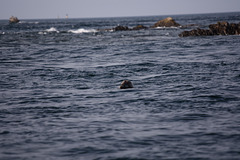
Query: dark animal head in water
120 80 133 89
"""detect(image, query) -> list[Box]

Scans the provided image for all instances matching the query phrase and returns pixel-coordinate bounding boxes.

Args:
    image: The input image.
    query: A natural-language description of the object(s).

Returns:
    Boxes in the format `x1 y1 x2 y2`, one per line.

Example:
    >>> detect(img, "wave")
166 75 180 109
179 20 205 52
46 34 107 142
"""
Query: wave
38 27 59 34
155 26 180 29
68 28 97 34
19 21 39 24
38 28 97 35
38 32 47 35
45 27 59 33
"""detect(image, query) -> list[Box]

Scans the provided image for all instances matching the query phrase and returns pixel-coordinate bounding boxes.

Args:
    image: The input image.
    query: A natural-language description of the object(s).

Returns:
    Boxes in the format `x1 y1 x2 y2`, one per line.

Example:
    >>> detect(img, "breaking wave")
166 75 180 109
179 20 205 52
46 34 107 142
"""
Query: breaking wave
155 26 180 29
45 27 59 33
68 28 97 34
19 21 39 24
38 27 60 34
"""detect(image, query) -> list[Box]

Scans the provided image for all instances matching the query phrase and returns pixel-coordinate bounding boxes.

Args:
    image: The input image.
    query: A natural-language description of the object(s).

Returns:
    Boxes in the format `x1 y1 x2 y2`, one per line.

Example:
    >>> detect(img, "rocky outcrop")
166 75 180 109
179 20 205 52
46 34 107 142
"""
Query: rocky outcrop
179 28 213 37
132 25 148 30
113 25 130 31
120 80 133 89
98 17 180 32
179 21 240 37
209 21 240 35
112 25 147 31
152 17 180 28
9 16 20 23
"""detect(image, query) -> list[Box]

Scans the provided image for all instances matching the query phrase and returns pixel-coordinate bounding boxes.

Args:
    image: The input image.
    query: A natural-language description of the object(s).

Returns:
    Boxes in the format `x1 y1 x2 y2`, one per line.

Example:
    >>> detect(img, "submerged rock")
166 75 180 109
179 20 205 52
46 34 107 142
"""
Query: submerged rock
181 24 200 28
120 80 133 89
98 25 129 32
9 16 20 24
152 17 180 28
179 21 240 37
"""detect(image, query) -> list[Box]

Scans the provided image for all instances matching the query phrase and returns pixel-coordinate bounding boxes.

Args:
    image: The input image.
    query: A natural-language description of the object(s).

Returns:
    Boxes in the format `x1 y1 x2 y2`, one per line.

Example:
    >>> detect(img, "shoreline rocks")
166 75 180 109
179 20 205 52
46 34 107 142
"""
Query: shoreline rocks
179 21 240 37
9 16 20 24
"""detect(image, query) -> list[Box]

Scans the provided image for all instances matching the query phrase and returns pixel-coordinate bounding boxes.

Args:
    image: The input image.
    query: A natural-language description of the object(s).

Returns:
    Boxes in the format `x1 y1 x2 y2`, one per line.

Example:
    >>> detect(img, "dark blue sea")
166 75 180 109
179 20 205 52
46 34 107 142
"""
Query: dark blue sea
1 12 240 160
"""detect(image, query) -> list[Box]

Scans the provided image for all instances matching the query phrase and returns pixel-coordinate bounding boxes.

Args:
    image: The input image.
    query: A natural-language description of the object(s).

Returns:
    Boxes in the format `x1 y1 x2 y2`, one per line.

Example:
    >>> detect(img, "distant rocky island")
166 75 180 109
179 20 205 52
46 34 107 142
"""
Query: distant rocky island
9 16 20 24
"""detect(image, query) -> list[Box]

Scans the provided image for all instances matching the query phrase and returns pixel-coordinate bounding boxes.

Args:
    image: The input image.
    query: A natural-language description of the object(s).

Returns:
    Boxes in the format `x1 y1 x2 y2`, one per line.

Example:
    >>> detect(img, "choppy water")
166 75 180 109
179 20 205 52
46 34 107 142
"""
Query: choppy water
1 12 240 160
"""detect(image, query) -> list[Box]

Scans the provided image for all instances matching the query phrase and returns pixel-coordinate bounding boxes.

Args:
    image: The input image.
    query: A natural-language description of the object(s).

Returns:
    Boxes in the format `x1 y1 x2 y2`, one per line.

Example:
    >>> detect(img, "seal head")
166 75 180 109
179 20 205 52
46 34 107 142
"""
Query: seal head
120 80 133 89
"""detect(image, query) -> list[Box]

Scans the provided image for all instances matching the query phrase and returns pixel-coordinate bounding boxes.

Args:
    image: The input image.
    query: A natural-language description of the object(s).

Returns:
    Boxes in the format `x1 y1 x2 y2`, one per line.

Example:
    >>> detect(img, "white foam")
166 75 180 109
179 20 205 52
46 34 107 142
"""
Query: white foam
38 31 47 35
156 26 179 29
68 28 97 34
19 21 39 24
165 33 170 36
45 27 59 33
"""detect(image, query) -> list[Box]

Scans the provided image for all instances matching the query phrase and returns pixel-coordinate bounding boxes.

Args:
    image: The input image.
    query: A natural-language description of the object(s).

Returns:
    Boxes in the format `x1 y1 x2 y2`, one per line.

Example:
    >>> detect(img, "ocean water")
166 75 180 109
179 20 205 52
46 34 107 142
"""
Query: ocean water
0 12 240 160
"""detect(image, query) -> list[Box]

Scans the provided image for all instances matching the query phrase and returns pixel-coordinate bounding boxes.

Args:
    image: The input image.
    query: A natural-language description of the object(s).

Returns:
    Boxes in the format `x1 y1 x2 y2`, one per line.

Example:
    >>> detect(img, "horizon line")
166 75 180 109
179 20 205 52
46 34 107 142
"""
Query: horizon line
1 11 240 21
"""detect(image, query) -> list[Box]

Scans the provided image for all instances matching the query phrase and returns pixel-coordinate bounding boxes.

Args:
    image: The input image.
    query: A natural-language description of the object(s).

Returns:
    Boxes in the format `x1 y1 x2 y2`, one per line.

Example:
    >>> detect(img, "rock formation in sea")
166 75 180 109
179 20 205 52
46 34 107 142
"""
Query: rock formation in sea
132 25 148 30
9 16 20 23
179 21 240 37
113 25 130 31
152 17 180 28
98 17 181 32
112 25 148 31
120 80 134 89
